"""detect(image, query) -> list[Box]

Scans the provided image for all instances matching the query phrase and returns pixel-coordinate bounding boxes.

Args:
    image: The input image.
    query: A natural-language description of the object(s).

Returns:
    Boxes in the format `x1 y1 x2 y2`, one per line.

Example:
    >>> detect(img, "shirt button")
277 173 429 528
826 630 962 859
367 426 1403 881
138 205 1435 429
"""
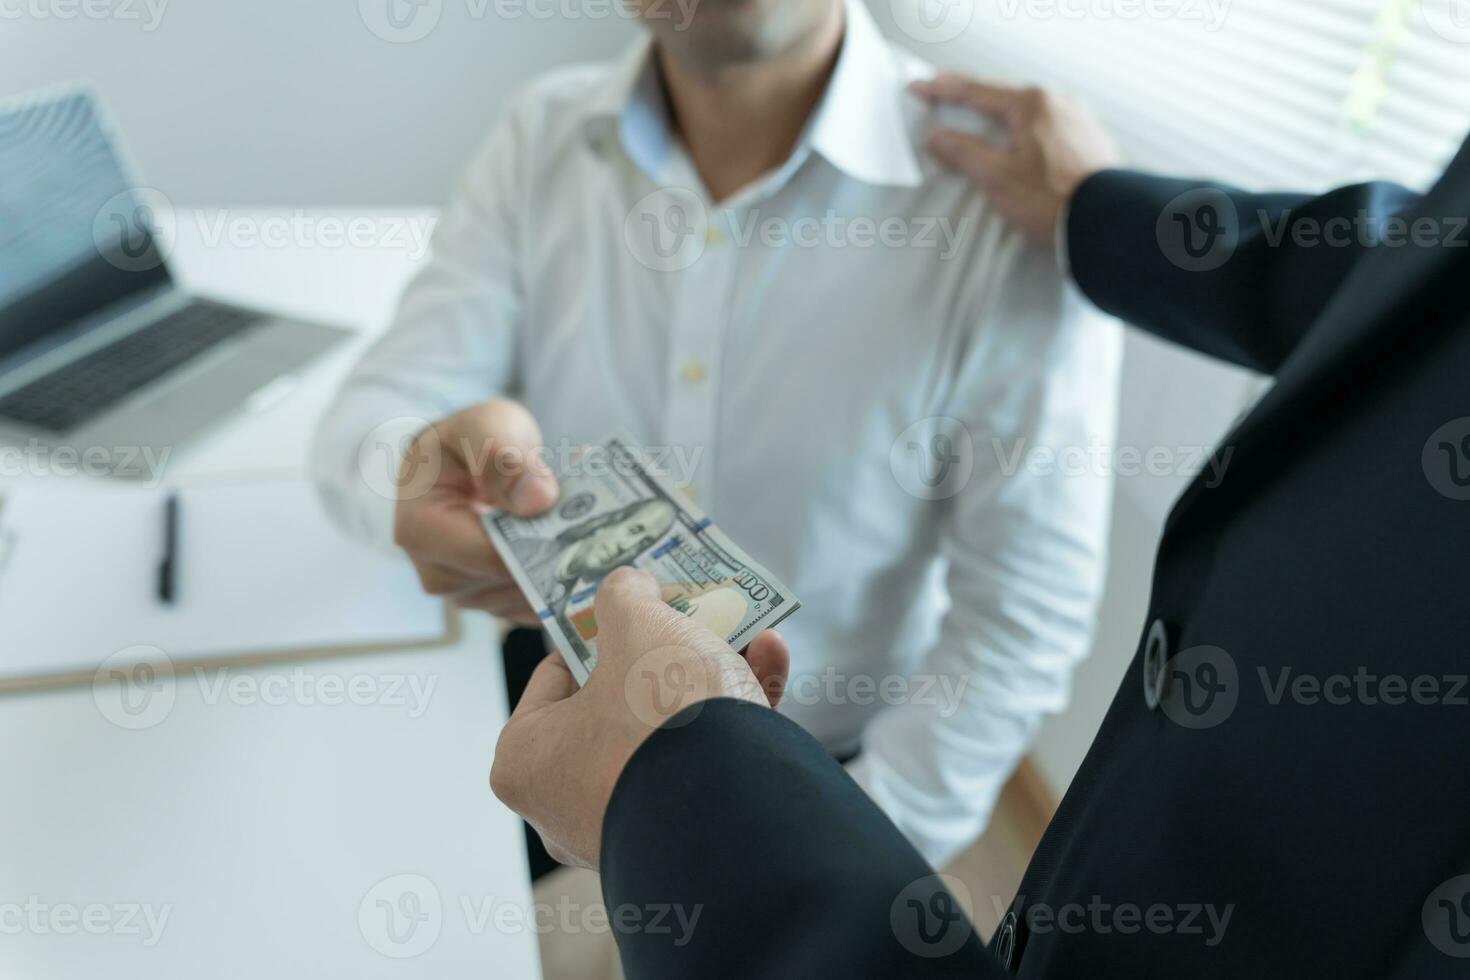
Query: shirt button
681 361 708 384
994 910 1020 971
1142 618 1171 710
683 487 702 505
704 226 724 246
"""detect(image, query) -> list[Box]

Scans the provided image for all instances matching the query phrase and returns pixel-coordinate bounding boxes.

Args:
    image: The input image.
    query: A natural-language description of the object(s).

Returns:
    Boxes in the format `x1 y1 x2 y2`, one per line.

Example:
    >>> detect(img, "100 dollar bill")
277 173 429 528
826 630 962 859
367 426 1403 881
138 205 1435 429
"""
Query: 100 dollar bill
481 436 800 685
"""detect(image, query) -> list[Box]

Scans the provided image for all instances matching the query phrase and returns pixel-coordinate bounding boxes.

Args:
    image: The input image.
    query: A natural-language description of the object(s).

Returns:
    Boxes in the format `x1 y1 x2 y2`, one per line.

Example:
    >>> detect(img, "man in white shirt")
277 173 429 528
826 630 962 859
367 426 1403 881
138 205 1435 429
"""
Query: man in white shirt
313 0 1120 871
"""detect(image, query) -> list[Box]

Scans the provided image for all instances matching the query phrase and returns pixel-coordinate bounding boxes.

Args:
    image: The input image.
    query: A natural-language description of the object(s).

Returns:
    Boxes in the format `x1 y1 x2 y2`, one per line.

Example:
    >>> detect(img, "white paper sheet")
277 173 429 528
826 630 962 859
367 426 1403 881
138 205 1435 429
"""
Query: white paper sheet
0 478 448 680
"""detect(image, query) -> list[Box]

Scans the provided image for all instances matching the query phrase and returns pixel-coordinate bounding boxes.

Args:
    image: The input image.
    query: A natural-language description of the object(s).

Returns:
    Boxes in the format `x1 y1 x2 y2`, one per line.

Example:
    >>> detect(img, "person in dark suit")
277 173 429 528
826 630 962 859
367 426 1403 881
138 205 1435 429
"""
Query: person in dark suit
490 73 1470 977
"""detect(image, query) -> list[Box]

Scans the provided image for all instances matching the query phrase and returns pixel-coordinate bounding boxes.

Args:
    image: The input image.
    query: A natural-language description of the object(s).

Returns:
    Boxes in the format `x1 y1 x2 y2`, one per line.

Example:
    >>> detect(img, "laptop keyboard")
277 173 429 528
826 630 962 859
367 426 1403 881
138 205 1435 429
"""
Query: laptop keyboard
0 302 264 434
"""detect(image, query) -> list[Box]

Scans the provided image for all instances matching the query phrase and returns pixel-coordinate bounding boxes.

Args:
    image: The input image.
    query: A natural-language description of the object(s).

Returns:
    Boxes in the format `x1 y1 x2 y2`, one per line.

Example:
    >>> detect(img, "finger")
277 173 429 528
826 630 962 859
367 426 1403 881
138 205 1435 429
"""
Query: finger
451 580 522 603
441 399 559 517
595 565 662 613
926 129 1010 187
741 629 790 708
413 560 470 597
402 502 513 580
593 567 687 661
910 74 1027 121
453 583 534 617
459 598 537 625
593 567 666 639
513 652 578 716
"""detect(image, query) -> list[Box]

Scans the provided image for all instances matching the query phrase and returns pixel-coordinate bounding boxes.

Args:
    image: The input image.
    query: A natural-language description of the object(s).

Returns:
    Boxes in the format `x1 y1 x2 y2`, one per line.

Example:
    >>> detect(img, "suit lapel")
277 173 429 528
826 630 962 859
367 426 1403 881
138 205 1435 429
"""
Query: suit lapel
1163 137 1470 536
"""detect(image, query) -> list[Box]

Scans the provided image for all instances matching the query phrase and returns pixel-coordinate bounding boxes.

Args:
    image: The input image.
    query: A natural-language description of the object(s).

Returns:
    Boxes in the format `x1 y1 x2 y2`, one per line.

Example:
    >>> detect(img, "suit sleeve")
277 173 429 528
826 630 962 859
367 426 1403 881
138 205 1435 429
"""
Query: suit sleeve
1066 170 1423 374
600 698 1005 979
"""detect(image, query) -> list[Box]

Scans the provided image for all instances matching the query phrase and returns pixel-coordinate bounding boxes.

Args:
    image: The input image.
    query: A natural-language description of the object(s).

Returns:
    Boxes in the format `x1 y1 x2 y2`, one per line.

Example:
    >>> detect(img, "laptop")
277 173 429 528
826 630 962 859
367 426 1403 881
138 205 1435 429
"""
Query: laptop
0 86 349 476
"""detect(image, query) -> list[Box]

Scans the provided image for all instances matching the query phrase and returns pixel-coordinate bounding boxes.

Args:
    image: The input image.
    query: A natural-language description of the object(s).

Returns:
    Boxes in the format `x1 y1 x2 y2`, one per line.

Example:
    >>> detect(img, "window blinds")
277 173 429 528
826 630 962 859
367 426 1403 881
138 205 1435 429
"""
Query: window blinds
895 0 1470 192
877 0 1470 520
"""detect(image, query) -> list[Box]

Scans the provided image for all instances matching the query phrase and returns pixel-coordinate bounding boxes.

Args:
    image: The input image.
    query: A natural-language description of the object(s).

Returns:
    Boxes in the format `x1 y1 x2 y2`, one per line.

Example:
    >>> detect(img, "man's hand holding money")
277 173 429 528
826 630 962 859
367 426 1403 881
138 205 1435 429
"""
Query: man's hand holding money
490 566 790 870
395 407 802 868
393 398 559 624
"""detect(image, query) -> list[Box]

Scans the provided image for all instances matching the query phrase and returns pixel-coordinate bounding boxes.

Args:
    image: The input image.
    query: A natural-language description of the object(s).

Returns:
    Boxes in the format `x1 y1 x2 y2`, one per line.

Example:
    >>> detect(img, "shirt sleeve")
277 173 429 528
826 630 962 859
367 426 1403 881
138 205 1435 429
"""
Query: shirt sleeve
310 108 529 547
847 232 1122 867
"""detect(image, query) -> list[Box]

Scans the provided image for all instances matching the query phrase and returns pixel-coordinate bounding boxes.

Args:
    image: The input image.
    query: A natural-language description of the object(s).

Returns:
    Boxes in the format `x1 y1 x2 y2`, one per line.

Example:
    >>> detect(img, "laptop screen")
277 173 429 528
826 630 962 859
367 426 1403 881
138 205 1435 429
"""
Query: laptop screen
0 89 172 365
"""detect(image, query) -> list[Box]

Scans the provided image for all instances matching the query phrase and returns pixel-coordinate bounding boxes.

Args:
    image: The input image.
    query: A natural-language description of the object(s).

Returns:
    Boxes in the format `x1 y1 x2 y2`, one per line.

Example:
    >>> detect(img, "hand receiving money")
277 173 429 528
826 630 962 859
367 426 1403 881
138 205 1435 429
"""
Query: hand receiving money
392 399 559 624
482 435 800 684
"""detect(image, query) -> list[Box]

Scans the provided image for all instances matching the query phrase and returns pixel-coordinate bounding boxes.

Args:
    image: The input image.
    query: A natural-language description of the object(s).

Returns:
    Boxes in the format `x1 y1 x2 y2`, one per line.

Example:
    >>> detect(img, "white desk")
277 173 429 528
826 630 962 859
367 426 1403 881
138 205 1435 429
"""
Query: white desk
0 210 542 979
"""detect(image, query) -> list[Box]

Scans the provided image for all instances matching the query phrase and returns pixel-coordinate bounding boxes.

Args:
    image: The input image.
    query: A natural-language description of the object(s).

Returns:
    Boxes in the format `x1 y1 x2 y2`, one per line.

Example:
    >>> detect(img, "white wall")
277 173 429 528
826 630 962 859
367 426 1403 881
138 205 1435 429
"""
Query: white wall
0 0 636 205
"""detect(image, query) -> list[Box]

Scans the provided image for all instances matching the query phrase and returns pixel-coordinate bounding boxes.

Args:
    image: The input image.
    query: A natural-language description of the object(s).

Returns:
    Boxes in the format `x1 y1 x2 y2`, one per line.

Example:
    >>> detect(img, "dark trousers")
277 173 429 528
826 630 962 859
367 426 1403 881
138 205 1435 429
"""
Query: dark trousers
501 627 562 882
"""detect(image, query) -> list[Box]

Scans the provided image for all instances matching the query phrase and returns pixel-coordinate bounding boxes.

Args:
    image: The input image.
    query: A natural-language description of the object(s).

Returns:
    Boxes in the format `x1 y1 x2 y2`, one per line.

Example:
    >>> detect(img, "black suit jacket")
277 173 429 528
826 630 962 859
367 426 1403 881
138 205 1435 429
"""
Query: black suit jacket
598 139 1470 978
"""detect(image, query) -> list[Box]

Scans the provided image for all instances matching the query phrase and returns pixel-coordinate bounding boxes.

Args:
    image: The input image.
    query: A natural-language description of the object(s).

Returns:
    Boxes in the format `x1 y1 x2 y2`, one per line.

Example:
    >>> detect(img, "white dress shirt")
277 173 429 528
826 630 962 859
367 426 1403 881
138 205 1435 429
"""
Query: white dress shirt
313 0 1122 866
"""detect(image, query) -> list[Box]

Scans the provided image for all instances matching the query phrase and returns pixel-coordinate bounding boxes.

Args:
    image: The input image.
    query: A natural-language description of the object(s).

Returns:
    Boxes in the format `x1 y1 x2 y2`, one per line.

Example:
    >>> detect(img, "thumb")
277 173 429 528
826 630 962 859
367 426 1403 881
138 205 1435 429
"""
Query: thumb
592 567 667 657
594 566 731 666
595 567 773 713
444 399 559 516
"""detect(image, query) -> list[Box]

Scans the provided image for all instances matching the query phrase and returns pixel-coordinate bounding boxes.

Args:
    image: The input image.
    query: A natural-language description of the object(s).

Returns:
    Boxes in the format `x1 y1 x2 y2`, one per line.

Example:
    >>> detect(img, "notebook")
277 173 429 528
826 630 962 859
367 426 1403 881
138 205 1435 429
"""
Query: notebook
0 477 456 688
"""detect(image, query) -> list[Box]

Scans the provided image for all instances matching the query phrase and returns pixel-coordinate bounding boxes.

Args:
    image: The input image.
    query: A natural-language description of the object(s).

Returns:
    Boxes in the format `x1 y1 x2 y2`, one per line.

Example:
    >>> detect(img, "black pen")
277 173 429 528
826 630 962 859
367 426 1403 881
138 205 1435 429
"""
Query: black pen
157 491 180 605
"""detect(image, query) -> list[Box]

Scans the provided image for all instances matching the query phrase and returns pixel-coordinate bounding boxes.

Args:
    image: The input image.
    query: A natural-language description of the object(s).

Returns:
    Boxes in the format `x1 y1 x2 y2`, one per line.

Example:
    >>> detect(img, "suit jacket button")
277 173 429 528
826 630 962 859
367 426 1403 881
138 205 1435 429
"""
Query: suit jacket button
1143 618 1171 710
995 910 1020 971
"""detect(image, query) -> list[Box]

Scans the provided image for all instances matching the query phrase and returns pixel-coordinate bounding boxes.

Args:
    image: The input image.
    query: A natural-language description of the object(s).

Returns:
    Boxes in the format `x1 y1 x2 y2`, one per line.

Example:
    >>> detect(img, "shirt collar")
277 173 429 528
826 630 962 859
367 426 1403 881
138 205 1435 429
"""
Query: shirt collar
582 33 674 180
581 0 924 191
806 0 924 188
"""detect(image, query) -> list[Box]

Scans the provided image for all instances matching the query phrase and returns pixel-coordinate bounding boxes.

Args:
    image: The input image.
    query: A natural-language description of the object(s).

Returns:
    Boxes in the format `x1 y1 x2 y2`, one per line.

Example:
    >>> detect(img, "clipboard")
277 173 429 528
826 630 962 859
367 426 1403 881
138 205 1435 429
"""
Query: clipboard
0 477 460 693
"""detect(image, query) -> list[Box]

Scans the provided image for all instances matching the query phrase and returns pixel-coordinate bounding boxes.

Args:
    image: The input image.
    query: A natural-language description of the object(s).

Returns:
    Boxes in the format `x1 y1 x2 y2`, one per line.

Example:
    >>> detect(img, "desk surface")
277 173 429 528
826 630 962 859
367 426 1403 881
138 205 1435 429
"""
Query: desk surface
0 210 542 979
